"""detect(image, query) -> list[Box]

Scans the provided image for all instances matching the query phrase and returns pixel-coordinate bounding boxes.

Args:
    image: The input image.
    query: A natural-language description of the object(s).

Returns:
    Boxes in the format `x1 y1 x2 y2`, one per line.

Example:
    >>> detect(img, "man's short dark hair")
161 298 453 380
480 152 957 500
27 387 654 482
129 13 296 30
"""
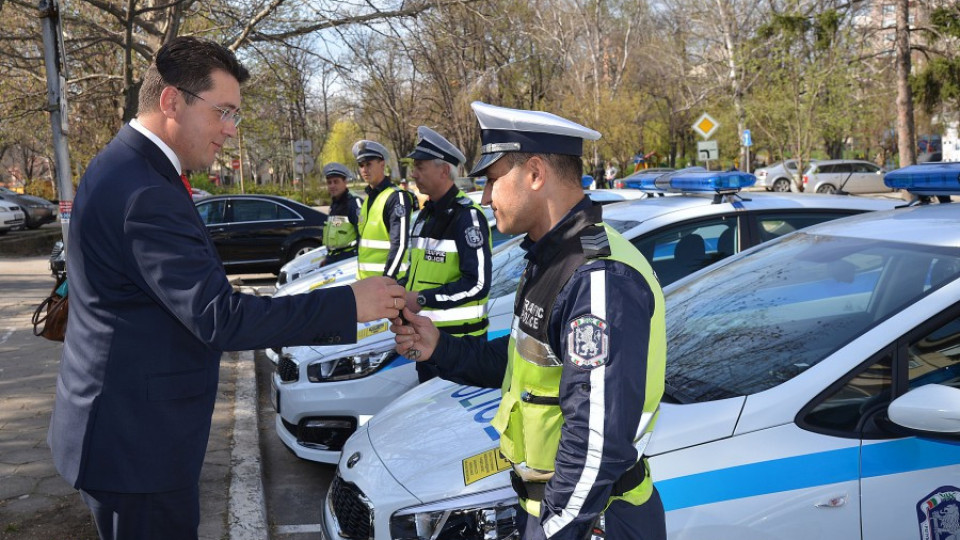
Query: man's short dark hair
503 153 583 187
138 36 250 114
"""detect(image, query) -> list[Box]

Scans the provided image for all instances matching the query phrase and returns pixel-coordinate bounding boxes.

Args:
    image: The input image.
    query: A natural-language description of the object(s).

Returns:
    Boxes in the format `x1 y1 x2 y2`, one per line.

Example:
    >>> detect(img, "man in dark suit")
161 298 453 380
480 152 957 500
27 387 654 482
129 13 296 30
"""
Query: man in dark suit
48 37 406 540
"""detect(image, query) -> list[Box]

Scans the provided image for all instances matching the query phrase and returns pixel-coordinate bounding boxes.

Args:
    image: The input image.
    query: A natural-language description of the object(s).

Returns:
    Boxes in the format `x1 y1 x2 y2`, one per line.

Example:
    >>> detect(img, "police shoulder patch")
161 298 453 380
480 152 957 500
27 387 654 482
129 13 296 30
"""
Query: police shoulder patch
567 315 609 368
394 203 406 217
464 226 483 248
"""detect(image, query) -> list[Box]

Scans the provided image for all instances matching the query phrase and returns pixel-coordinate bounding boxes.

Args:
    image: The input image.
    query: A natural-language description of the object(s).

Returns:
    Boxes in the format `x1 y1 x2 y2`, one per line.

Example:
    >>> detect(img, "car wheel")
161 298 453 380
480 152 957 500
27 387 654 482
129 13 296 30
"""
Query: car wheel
289 240 320 262
772 179 791 192
816 184 837 194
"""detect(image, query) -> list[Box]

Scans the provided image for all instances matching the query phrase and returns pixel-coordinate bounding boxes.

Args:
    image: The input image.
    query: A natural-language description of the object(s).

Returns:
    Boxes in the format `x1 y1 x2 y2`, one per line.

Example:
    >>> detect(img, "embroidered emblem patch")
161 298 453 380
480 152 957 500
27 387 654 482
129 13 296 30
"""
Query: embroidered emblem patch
329 215 348 228
918 486 960 540
394 204 406 217
465 226 483 248
568 315 608 367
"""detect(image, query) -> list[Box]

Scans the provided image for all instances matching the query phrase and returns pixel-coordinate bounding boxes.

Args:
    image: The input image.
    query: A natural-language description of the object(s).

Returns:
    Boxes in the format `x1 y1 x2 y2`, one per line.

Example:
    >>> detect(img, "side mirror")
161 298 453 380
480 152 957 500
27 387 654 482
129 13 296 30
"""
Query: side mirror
888 384 960 436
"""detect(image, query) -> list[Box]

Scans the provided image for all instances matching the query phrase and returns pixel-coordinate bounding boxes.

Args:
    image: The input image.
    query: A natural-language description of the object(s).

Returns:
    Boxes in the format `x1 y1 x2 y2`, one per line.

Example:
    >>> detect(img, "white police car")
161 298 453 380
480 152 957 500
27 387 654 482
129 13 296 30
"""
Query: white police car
272 171 898 464
322 164 960 540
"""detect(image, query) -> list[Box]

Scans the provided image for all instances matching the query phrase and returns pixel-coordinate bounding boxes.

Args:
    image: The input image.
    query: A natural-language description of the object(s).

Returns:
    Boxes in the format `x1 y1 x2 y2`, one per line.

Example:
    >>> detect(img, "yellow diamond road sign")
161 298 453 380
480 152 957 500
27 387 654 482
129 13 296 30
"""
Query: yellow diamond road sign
693 113 720 140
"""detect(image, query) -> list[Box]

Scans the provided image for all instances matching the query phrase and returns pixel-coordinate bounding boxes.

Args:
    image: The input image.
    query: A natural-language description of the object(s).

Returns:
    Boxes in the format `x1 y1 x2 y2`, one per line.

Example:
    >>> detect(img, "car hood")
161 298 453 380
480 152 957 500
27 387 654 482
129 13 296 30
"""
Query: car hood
365 377 744 502
274 257 357 297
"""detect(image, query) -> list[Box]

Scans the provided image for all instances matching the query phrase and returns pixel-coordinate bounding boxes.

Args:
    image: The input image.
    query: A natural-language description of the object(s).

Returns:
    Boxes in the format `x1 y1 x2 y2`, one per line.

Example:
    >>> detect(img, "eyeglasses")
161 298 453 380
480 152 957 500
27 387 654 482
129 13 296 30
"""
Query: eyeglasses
176 87 242 127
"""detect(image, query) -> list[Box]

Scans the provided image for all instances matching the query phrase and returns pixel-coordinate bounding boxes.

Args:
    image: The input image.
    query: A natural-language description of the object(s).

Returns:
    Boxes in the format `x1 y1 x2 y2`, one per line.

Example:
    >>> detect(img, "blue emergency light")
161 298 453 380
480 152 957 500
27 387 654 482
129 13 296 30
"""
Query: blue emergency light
650 170 756 193
884 162 960 195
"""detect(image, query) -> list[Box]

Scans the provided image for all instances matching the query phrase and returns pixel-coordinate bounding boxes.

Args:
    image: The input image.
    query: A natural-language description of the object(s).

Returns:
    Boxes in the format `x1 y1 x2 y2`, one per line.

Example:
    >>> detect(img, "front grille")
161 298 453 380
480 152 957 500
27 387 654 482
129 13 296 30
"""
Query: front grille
277 355 298 382
330 474 373 539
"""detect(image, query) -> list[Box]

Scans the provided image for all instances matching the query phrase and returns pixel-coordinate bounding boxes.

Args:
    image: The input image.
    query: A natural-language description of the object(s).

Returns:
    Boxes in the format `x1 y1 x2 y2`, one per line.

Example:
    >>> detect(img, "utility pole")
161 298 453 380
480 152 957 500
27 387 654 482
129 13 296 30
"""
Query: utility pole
38 0 74 248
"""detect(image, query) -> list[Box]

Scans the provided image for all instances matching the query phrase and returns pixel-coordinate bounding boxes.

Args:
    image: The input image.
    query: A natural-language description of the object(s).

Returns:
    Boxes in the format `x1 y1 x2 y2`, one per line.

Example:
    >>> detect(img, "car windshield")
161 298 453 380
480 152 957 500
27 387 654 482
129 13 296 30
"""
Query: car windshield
488 218 639 299
664 232 960 403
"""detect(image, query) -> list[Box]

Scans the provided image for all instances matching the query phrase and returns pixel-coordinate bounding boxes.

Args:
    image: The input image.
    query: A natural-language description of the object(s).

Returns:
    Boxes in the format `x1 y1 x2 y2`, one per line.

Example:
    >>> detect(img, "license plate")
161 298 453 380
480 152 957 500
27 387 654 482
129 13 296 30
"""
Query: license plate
14 211 23 220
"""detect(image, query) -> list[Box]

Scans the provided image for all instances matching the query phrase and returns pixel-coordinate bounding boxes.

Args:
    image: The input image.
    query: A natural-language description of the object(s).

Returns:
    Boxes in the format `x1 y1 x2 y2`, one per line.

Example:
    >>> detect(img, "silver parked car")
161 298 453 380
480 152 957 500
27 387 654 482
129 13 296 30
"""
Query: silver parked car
754 159 815 192
802 159 891 194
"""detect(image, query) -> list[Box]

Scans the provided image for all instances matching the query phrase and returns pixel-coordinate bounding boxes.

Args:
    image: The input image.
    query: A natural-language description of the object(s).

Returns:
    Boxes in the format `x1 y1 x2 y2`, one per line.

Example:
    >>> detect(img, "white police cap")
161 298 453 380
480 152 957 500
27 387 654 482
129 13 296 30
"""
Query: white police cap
322 162 352 180
406 126 467 167
352 140 389 163
468 101 601 177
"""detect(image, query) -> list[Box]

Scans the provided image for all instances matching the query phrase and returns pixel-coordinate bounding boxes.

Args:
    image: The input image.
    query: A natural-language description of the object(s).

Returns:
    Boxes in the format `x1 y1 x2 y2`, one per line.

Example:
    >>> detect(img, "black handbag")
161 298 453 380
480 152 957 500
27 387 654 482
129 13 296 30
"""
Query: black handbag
32 275 68 342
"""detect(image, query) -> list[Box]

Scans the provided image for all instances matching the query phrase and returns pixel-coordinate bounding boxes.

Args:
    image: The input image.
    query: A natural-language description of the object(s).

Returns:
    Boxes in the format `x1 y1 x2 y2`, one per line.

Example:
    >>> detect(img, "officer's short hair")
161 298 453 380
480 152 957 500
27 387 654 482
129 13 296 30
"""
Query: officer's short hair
433 159 458 181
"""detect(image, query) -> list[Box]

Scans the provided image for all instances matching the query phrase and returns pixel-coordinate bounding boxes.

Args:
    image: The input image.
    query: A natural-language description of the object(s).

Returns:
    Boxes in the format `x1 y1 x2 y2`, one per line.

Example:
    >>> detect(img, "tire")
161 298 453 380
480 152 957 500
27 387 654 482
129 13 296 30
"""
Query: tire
816 184 837 194
772 178 791 192
26 220 41 230
288 240 320 263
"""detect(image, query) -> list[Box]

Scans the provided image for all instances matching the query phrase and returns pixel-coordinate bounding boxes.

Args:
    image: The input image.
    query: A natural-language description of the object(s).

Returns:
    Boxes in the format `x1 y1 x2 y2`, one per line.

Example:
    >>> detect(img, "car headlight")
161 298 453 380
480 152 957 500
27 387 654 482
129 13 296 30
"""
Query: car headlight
390 487 519 540
307 349 397 382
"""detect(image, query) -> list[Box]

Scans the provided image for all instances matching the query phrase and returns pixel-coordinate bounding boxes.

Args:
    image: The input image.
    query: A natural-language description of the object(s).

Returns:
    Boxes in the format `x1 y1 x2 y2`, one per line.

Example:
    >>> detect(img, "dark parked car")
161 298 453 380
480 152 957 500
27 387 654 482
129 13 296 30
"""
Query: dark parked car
194 194 327 275
0 187 57 229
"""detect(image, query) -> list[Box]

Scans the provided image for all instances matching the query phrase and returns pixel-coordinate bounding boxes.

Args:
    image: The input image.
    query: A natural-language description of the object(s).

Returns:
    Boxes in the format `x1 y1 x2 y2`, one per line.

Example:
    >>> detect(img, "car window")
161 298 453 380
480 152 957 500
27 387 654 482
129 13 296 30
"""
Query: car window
754 212 859 243
852 162 877 173
907 312 960 392
632 217 737 287
196 200 227 225
231 199 299 222
664 234 960 403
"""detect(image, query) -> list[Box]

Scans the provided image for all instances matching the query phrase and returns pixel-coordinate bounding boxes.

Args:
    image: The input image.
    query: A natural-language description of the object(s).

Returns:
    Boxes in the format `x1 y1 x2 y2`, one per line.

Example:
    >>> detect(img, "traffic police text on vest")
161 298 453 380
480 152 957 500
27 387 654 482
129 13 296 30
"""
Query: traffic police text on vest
404 126 493 381
321 162 362 265
423 102 668 540
353 140 411 280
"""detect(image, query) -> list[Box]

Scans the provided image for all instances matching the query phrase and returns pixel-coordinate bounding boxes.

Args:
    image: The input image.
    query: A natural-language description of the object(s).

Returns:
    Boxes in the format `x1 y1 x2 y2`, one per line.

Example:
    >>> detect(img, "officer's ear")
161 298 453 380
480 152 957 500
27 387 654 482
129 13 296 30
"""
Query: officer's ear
526 156 547 192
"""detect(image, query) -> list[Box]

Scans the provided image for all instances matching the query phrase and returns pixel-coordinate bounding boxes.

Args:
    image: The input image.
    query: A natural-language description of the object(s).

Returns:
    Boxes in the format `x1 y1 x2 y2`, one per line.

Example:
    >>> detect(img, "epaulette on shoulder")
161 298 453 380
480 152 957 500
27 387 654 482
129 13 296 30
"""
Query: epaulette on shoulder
580 225 611 259
455 196 474 207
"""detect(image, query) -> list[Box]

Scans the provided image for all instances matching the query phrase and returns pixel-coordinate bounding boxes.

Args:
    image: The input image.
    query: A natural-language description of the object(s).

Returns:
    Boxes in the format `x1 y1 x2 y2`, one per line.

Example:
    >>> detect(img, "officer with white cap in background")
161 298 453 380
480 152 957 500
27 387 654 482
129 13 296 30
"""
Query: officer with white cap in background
320 162 363 267
352 139 411 280
392 102 667 540
400 126 492 382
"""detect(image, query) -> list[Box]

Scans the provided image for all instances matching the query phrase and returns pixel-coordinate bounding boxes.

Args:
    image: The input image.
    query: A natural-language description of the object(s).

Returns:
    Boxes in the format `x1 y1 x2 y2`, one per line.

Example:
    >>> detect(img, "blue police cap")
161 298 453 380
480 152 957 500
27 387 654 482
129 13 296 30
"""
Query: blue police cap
406 126 467 168
468 101 601 177
322 162 352 180
352 140 389 163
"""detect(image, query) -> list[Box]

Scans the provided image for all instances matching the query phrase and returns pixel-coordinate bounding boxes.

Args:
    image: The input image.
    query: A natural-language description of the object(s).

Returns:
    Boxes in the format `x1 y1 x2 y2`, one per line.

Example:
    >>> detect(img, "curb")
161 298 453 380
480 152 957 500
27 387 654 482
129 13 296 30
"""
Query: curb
228 350 268 539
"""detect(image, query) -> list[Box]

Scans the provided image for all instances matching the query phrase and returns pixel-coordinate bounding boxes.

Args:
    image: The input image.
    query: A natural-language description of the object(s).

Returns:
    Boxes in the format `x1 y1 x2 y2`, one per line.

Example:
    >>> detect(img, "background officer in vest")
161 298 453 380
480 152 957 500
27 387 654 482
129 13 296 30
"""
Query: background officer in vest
353 139 411 279
321 162 363 267
392 102 667 540
401 126 492 382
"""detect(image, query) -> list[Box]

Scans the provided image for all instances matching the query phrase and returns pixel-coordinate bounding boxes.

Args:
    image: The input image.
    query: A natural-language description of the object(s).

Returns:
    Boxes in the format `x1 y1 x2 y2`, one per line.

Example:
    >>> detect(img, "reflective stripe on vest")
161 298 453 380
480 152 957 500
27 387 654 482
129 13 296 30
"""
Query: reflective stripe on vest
357 186 407 279
491 222 666 519
405 193 490 337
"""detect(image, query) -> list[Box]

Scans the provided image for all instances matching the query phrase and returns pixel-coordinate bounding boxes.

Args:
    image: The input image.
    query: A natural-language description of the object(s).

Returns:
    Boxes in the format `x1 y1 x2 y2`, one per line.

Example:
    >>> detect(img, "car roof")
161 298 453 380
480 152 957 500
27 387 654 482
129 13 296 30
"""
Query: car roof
795 202 960 247
810 159 878 166
601 191 899 224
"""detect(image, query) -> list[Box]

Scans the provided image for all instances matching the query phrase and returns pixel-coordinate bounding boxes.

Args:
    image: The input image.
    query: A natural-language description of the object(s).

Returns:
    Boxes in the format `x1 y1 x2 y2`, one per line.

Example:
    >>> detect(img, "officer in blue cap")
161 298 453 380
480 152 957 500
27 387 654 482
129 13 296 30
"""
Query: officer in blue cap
320 162 363 267
400 126 492 382
352 139 411 280
393 102 667 540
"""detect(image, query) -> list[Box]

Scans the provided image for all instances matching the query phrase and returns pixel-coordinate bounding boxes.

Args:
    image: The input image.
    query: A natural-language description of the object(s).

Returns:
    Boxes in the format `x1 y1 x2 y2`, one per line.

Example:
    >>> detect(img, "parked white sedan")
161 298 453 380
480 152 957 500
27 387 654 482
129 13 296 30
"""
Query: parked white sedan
272 171 897 464
323 163 960 540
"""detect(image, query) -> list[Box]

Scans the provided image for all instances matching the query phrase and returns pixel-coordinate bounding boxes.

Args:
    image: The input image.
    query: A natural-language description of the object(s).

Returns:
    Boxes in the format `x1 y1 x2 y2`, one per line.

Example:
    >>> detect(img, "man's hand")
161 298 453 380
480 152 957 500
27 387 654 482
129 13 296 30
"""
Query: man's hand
390 308 439 361
350 277 406 322
404 290 422 314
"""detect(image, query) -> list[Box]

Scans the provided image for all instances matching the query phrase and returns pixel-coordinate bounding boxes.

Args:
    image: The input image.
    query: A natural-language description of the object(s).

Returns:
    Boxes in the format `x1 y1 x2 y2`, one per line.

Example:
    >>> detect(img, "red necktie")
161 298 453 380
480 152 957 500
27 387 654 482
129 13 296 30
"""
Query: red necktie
180 174 192 194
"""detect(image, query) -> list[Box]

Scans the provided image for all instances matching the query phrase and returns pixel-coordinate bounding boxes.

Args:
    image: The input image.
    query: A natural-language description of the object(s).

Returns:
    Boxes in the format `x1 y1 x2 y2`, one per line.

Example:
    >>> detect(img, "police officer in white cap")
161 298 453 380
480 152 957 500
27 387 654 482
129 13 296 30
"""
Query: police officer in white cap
392 102 667 540
352 139 411 280
400 126 492 382
320 162 363 267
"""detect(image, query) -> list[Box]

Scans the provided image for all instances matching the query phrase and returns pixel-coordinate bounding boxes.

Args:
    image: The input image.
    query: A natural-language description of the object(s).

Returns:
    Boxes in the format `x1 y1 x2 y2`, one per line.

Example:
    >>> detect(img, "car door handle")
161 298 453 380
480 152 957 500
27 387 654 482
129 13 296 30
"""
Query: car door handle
814 494 847 508
209 226 226 232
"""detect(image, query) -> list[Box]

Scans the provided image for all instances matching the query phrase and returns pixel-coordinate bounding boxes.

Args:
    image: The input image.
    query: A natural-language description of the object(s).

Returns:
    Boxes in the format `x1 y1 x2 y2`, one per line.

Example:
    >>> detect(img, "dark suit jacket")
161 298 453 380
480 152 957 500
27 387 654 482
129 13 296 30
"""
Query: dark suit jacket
49 124 356 493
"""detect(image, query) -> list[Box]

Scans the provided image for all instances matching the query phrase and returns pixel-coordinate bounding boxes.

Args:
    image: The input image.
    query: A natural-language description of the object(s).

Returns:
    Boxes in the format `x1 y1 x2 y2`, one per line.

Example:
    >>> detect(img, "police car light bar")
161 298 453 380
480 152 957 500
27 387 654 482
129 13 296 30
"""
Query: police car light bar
884 162 960 195
649 170 757 193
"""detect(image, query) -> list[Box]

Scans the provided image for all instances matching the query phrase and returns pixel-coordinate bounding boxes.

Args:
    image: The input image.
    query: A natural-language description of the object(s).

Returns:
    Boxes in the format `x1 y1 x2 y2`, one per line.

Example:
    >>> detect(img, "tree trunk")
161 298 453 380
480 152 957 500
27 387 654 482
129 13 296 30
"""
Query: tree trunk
895 0 916 168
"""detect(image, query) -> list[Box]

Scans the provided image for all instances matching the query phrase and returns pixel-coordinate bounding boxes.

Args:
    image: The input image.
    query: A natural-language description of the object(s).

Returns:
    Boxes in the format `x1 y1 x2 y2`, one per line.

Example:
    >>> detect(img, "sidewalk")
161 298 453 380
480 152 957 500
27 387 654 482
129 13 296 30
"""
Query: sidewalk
0 257 245 539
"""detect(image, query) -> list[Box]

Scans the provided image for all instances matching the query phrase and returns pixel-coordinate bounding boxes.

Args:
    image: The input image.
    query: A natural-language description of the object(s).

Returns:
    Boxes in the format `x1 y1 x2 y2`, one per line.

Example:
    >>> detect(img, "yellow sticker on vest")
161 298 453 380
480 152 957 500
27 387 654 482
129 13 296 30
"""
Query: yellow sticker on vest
462 448 511 485
357 320 389 341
